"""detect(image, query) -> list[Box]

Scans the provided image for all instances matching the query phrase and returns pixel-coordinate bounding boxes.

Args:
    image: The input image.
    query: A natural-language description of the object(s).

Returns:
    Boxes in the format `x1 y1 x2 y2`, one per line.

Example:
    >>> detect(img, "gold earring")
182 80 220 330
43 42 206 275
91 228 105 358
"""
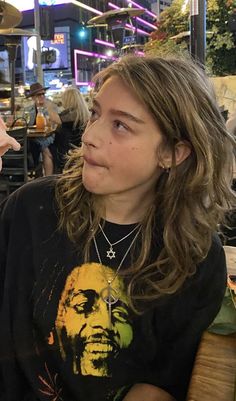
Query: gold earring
161 164 170 173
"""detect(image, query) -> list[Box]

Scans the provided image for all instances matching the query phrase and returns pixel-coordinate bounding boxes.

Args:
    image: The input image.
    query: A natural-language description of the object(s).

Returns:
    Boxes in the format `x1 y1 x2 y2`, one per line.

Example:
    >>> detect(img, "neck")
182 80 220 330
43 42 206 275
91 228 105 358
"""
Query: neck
101 190 155 225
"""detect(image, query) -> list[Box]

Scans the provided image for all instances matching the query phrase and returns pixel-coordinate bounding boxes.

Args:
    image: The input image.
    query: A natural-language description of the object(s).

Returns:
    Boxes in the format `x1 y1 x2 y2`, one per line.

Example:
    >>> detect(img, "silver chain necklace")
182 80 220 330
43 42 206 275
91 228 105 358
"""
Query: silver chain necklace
98 222 140 260
93 226 141 326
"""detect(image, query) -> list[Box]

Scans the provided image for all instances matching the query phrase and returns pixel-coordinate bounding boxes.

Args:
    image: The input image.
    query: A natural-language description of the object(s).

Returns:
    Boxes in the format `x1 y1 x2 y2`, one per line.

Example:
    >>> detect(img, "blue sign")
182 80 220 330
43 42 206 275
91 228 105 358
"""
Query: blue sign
123 36 136 44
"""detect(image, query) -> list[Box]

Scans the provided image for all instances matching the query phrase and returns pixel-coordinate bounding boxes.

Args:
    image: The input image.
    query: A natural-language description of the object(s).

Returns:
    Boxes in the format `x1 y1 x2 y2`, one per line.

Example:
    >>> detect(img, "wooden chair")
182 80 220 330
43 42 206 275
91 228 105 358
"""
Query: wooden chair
187 246 236 401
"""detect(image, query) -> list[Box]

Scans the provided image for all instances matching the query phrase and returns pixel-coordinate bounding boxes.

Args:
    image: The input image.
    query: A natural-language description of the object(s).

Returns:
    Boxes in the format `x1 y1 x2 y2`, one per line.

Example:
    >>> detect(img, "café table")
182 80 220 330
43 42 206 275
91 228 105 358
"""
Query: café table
6 125 56 139
27 125 56 138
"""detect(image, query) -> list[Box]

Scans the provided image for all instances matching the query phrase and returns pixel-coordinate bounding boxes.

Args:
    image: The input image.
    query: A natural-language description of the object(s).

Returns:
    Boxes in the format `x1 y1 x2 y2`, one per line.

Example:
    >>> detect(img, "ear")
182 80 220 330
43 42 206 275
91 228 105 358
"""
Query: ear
174 140 191 166
160 140 191 169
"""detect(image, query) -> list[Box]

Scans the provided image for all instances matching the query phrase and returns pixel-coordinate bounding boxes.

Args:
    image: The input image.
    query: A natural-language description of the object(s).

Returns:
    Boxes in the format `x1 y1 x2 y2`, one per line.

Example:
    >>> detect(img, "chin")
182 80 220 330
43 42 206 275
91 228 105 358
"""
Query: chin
82 173 107 194
82 179 102 194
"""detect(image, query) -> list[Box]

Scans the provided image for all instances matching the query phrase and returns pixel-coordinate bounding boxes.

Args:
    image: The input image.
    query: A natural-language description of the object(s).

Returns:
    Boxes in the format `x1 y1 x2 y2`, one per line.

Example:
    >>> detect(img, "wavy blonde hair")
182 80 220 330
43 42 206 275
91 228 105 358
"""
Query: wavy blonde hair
56 55 235 312
61 87 90 129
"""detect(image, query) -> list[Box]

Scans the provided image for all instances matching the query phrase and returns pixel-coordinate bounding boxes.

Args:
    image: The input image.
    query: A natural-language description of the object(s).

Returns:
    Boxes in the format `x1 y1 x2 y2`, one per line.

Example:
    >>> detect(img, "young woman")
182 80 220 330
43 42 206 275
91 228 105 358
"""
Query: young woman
60 86 90 132
52 87 90 171
0 55 235 401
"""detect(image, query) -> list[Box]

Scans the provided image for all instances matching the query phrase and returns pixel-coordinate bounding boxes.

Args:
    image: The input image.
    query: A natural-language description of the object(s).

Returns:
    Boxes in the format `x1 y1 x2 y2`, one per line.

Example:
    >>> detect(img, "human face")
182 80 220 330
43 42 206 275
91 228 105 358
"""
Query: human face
33 92 45 106
82 76 164 201
55 263 133 377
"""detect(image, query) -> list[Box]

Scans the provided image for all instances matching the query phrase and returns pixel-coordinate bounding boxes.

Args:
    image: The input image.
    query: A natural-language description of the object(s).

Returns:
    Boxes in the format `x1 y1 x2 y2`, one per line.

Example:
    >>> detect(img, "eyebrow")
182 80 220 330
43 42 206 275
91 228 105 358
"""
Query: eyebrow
93 98 145 125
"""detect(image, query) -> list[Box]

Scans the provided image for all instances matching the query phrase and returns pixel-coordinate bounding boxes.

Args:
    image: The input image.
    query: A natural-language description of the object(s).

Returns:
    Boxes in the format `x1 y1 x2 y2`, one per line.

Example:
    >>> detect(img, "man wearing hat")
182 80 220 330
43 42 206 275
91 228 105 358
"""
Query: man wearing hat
26 82 60 176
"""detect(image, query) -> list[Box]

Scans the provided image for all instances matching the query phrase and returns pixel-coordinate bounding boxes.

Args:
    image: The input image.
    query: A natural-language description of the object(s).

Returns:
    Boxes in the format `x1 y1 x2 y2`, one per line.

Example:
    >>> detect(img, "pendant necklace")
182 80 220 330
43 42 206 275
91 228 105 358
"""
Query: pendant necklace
93 225 141 326
98 222 140 260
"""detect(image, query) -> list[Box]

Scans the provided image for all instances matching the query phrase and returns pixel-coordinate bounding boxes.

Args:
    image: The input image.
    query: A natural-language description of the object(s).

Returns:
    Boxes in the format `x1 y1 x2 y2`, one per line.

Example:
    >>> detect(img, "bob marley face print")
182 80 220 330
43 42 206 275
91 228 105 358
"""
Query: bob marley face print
53 263 133 377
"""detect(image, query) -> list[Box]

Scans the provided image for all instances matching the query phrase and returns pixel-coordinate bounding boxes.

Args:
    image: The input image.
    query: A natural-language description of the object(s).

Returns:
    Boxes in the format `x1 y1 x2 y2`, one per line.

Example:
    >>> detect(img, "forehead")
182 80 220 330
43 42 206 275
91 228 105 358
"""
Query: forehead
95 75 142 108
94 75 160 131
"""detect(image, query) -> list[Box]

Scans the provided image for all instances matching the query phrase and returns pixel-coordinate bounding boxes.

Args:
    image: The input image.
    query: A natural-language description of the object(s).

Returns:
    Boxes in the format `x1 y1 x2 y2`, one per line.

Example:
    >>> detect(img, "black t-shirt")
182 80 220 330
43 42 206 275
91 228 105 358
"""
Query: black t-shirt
0 177 227 401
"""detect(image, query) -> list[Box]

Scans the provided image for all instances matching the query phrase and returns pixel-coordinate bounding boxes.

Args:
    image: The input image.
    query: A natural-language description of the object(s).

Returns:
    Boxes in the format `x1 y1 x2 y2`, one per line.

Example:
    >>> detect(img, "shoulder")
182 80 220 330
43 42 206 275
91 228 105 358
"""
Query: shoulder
155 234 227 335
187 234 227 295
0 176 58 218
16 175 57 199
24 103 35 113
45 98 58 112
199 233 226 273
182 234 227 314
59 108 76 123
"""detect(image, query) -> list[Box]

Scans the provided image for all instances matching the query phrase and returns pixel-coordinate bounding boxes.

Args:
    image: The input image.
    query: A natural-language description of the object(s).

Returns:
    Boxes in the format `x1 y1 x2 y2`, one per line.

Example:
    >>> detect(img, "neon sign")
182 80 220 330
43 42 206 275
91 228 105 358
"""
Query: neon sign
51 33 65 45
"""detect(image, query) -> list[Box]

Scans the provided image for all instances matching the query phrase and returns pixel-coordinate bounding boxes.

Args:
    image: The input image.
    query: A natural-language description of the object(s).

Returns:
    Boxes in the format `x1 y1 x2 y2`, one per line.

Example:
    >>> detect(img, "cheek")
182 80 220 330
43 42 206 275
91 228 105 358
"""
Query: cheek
56 308 82 334
114 145 157 170
114 323 133 348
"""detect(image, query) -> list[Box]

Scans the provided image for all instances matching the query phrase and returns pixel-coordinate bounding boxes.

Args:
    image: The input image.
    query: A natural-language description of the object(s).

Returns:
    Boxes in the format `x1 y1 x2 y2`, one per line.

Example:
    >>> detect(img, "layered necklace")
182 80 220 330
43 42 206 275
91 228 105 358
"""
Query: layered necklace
92 222 141 325
98 222 140 260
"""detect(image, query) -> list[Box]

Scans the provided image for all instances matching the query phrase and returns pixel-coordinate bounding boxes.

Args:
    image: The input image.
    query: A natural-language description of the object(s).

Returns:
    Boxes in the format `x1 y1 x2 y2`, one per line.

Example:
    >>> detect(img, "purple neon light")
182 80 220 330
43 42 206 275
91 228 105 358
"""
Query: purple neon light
136 17 157 30
95 39 115 48
125 23 149 36
74 49 117 86
126 0 157 19
108 3 149 36
75 49 116 59
108 2 156 30
76 82 91 85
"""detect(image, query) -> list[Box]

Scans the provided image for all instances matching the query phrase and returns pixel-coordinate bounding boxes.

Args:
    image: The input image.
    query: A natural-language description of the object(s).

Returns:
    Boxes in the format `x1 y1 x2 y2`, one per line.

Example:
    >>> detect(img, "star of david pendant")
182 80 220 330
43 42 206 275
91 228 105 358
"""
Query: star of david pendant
106 246 116 259
101 282 119 327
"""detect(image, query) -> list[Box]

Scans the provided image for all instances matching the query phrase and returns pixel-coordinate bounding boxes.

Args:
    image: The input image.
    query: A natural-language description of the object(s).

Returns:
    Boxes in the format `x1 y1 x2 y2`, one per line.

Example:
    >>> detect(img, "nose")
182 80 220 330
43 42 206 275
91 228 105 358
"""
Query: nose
88 298 111 329
82 118 106 148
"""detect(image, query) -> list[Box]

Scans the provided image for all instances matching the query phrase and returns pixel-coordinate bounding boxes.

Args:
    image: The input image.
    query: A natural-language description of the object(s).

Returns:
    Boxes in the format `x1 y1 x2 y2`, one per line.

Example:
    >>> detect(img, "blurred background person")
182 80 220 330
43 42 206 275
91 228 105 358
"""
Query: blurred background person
25 82 60 176
51 87 90 172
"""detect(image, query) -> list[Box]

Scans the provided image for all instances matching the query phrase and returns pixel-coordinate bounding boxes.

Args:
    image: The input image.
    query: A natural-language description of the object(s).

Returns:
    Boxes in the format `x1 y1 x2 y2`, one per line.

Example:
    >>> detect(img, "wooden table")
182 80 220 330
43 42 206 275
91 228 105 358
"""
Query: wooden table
7 126 55 139
27 126 55 138
187 331 236 401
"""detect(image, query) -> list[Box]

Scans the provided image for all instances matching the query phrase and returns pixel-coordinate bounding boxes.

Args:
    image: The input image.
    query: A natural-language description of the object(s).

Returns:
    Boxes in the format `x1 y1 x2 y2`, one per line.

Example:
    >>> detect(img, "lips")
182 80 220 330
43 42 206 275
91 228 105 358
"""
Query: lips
83 336 118 354
83 154 105 168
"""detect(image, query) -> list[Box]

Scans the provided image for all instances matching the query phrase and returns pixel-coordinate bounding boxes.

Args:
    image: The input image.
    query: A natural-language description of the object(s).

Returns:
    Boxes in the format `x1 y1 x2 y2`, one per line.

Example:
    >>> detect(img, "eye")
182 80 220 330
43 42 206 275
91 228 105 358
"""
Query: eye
89 108 99 122
113 120 129 132
72 303 86 313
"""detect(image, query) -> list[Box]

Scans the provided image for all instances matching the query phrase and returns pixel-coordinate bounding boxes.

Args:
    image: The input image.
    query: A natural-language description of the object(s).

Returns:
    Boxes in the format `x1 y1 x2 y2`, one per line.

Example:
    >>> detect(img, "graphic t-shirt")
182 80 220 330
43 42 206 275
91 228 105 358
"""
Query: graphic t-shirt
0 177 227 401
